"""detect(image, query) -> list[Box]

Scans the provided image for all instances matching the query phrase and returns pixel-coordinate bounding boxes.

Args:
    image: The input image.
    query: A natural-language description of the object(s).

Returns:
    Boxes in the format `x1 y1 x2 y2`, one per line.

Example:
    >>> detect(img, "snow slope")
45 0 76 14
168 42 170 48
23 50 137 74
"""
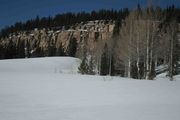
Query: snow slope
0 57 81 74
0 57 180 120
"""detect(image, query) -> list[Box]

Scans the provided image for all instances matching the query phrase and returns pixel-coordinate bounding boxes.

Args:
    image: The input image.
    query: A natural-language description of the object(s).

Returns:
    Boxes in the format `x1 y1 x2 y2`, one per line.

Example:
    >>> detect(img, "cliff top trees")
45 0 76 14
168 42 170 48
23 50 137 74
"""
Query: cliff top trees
0 9 130 38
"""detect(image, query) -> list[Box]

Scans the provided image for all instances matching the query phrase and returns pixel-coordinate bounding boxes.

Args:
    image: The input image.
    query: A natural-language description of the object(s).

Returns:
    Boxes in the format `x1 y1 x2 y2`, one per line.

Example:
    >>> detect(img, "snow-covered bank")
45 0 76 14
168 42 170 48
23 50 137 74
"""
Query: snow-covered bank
0 57 180 120
0 57 81 74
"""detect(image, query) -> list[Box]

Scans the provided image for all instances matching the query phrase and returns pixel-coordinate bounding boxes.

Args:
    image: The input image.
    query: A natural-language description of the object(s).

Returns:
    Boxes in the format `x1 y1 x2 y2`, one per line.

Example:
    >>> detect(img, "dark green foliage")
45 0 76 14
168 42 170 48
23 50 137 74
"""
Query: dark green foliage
150 61 156 80
32 47 44 57
48 45 56 56
78 57 89 74
109 55 116 76
113 20 121 36
100 43 109 75
78 56 95 75
56 43 65 56
4 40 17 59
16 41 25 58
131 63 138 79
0 45 5 59
94 32 99 41
88 58 95 75
139 62 145 79
67 37 77 57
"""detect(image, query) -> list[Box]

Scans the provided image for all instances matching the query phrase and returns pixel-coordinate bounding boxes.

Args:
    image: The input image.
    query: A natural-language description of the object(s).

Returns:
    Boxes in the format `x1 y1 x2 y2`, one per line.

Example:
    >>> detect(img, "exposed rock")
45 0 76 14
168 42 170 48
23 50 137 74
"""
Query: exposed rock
0 20 115 59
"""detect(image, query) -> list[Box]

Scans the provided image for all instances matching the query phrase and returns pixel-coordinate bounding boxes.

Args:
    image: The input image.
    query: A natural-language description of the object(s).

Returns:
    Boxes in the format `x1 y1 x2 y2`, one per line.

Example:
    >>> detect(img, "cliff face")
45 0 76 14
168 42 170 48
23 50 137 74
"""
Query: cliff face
0 20 115 59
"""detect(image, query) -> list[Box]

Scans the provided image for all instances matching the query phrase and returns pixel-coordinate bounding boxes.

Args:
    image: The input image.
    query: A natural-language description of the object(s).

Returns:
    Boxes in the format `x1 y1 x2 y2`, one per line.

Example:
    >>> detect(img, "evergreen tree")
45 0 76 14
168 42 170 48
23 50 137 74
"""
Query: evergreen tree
67 37 77 57
78 56 95 75
56 43 65 56
100 43 109 75
79 56 89 74
88 57 95 75
110 55 116 76
16 40 25 58
5 40 17 59
48 45 56 56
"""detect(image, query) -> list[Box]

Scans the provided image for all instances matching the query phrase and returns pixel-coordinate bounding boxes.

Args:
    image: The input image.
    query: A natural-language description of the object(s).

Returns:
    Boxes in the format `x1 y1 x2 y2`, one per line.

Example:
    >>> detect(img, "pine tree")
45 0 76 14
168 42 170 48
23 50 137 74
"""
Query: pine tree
16 40 25 58
78 56 95 75
5 40 17 59
78 56 89 74
56 43 65 56
100 43 109 75
109 55 116 76
67 37 77 57
88 57 95 75
48 45 56 56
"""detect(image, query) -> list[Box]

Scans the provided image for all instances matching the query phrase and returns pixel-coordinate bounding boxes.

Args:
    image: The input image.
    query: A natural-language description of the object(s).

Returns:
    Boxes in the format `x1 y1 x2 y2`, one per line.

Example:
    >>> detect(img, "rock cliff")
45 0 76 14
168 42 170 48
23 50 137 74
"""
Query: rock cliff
0 20 115 59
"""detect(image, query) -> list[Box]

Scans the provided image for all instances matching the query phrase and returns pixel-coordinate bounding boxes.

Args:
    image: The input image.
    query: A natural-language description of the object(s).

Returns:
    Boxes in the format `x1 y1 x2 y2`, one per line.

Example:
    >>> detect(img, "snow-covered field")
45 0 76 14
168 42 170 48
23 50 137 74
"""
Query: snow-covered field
0 57 180 120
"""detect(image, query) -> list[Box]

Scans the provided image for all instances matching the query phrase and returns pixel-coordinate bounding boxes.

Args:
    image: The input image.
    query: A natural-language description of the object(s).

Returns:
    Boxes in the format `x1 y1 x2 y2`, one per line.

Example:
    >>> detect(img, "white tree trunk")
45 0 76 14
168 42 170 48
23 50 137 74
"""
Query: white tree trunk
128 57 131 78
146 20 150 80
127 20 133 78
136 26 140 79
149 34 154 78
155 55 158 69
136 49 140 79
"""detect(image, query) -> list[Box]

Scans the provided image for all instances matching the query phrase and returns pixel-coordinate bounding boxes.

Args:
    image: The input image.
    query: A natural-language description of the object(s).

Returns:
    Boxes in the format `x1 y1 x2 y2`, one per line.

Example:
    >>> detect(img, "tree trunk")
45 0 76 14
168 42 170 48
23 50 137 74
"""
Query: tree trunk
136 41 140 79
128 20 133 78
128 57 131 78
149 31 154 79
98 57 101 75
136 26 140 79
146 20 150 80
109 53 112 75
155 55 158 68
169 37 174 81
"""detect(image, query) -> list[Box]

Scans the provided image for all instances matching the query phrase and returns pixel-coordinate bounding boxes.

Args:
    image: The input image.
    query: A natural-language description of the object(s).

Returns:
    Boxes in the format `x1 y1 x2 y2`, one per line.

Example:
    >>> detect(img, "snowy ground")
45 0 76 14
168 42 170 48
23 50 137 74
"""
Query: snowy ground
0 57 180 120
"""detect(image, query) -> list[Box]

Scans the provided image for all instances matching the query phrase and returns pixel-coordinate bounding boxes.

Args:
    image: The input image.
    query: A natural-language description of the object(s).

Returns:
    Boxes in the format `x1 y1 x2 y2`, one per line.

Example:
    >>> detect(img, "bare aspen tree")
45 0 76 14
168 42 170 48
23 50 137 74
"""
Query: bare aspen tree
115 11 137 78
167 20 178 81
143 5 159 80
115 4 161 79
145 8 151 80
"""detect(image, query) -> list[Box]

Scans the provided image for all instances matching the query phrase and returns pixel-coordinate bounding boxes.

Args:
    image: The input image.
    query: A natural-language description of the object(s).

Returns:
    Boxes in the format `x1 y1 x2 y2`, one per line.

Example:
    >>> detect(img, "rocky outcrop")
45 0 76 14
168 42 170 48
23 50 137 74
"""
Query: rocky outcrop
0 20 115 59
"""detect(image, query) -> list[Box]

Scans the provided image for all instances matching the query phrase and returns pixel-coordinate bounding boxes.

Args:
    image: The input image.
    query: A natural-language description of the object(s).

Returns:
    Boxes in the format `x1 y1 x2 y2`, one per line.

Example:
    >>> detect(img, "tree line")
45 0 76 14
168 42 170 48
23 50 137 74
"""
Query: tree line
0 9 129 38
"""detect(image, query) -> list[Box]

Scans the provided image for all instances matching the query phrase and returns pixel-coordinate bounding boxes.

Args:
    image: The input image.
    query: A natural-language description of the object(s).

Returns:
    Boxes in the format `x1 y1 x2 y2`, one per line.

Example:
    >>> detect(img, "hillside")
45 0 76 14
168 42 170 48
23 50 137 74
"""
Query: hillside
0 57 180 120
